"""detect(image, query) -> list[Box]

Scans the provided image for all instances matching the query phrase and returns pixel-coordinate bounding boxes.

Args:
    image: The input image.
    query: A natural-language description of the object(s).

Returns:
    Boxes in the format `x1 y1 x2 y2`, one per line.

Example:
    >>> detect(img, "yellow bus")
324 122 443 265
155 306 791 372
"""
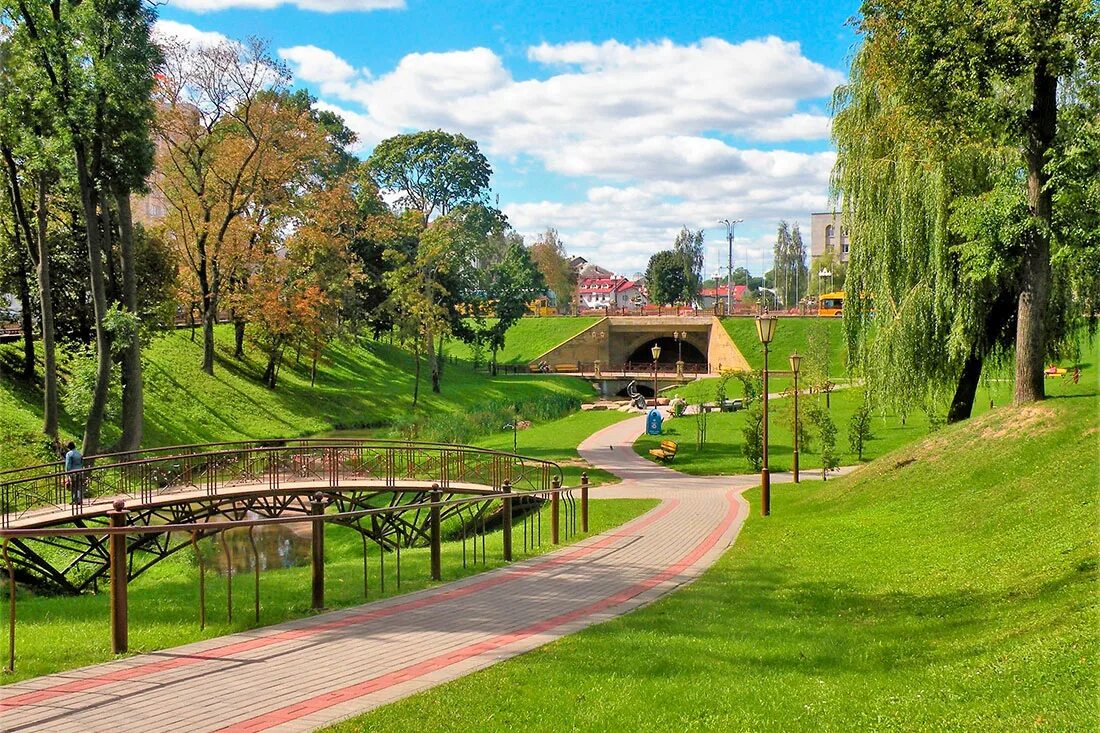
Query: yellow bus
818 291 844 318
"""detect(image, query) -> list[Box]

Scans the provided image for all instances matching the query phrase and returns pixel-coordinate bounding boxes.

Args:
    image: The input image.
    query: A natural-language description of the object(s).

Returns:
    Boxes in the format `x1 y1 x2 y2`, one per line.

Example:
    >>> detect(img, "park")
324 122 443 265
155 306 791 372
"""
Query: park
0 1 1097 732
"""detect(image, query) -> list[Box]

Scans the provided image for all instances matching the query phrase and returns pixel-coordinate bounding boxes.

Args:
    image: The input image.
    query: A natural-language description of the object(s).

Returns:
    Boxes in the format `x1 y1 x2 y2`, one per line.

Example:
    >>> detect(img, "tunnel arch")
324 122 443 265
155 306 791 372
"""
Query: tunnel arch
626 336 706 365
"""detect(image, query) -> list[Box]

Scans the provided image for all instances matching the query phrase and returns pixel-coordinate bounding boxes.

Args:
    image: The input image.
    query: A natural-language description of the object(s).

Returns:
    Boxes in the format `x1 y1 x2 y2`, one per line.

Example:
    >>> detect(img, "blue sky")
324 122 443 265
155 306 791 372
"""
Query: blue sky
156 0 863 276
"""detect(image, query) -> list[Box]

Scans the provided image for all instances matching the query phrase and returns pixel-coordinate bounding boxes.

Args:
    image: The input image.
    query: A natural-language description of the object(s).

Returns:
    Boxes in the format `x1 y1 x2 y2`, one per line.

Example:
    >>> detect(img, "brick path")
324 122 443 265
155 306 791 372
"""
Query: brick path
1 414 760 733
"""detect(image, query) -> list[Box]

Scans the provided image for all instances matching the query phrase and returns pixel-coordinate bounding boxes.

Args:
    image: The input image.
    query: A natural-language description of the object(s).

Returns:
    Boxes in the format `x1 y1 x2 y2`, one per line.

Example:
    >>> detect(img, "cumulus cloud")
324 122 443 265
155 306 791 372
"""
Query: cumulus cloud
271 35 845 273
153 19 231 48
168 0 404 13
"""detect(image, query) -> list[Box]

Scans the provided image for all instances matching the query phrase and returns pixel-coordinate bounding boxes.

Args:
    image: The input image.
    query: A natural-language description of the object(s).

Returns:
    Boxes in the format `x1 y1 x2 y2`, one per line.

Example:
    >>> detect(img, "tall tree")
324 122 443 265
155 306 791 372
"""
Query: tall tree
672 227 704 305
155 37 301 376
645 250 686 306
529 228 575 313
367 130 492 226
6 0 160 455
849 0 1097 405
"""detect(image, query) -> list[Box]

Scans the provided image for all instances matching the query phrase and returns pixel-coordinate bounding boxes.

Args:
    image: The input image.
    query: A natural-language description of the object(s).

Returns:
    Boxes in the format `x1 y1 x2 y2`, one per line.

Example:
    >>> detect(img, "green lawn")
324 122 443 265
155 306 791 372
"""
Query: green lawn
0 326 598 472
328 392 1099 732
722 315 848 374
637 386 930 476
442 317 601 364
2 497 657 684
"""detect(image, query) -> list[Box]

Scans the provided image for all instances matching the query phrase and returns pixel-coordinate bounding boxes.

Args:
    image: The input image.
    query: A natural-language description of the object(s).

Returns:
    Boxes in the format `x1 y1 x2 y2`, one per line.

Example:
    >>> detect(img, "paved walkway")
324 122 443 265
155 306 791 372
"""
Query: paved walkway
1 415 766 733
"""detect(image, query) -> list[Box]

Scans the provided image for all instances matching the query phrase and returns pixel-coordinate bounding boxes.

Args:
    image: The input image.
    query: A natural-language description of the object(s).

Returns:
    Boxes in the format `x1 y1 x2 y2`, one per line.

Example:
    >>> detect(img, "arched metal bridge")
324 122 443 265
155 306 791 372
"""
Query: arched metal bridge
0 439 565 594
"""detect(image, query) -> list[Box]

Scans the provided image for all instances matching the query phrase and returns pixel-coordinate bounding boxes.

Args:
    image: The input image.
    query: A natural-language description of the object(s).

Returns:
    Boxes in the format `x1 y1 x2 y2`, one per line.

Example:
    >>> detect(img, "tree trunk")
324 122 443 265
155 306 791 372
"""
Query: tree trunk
1014 62 1057 405
233 314 245 359
74 155 113 457
14 228 35 380
2 150 58 438
946 351 983 424
115 191 143 451
202 296 217 375
412 337 421 407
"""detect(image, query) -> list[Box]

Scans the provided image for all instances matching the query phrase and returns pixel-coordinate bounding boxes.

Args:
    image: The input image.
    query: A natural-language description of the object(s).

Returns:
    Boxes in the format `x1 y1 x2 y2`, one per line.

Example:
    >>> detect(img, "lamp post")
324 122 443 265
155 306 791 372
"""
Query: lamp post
720 219 743 315
673 331 686 378
789 353 801 483
755 312 777 516
651 343 661 406
502 406 520 453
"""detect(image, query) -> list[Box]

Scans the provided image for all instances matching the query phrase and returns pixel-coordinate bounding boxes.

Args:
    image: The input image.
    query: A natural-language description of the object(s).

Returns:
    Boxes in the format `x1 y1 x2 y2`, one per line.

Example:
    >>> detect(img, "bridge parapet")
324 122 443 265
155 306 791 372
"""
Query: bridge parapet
1 440 562 529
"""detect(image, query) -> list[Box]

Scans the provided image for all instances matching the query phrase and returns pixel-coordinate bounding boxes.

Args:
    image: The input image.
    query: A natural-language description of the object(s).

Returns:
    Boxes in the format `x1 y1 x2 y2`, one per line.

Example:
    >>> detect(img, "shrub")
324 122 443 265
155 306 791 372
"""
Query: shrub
848 400 874 460
741 401 764 470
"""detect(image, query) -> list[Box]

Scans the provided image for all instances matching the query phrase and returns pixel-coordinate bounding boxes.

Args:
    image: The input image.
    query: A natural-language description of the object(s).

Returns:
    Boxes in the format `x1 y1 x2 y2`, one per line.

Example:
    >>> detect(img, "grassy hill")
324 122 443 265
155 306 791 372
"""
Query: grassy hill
442 317 601 364
333 391 1099 732
0 326 597 471
723 315 848 374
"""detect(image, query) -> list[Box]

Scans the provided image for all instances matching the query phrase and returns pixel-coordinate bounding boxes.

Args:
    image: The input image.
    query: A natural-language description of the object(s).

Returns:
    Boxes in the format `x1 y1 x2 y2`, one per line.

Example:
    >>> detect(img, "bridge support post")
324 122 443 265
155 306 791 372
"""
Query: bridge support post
430 485 442 581
502 480 513 561
310 492 325 611
551 477 561 544
580 472 589 533
108 501 129 654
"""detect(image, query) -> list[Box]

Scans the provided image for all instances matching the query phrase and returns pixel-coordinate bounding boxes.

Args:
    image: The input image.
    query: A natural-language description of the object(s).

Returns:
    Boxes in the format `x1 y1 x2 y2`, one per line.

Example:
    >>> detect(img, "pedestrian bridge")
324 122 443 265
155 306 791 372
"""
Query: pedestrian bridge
0 439 568 593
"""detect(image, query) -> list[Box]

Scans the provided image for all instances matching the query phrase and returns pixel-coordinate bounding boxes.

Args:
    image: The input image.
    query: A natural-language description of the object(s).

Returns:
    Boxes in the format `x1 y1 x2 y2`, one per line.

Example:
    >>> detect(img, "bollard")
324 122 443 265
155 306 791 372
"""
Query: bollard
108 500 129 654
551 477 561 544
430 484 442 581
580 472 589 533
502 480 513 561
310 492 325 610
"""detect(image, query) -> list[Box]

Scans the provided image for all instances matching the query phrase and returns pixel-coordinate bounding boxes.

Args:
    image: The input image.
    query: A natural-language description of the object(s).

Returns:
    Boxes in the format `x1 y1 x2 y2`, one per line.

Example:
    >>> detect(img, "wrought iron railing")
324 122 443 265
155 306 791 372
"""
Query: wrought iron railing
0 440 563 528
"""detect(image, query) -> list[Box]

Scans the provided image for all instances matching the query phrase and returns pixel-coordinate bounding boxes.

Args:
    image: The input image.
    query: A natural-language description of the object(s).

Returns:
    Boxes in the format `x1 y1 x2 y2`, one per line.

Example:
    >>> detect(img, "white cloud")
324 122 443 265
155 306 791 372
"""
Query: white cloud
152 19 231 48
168 0 404 13
272 35 844 273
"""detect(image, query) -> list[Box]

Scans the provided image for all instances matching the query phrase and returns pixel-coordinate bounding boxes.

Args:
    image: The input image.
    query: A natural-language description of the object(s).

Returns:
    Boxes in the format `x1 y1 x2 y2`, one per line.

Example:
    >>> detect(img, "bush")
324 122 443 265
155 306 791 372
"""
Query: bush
848 400 874 460
741 401 763 470
807 402 839 479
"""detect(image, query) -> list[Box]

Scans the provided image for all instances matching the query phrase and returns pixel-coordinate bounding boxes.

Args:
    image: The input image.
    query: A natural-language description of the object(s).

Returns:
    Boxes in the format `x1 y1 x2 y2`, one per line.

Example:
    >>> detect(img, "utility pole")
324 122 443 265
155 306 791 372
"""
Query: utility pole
719 218 743 314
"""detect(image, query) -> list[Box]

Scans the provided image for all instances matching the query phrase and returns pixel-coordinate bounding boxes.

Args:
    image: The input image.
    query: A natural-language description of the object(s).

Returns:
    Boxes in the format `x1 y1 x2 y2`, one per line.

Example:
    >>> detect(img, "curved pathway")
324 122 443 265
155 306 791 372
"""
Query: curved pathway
1 414 769 733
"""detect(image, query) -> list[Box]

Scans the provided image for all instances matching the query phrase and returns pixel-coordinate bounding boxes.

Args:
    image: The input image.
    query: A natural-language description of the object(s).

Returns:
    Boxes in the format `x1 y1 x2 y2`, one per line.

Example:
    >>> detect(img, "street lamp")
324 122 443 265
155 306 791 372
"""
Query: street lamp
651 343 661 406
789 353 802 484
502 409 520 453
755 312 777 516
720 218 743 315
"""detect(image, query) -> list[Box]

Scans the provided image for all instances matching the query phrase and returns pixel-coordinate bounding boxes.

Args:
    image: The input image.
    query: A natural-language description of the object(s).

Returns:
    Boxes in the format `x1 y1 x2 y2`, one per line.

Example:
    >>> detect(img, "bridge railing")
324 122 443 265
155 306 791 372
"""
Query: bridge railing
0 440 563 528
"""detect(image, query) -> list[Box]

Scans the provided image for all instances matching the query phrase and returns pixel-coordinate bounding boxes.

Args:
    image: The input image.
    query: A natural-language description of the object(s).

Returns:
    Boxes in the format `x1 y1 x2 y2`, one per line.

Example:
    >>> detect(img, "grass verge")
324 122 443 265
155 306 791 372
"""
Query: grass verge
327 392 1099 732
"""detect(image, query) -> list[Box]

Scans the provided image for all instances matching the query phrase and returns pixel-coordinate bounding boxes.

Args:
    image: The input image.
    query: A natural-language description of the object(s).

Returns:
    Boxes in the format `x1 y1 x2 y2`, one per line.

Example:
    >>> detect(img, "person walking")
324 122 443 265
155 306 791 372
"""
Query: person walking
64 441 84 505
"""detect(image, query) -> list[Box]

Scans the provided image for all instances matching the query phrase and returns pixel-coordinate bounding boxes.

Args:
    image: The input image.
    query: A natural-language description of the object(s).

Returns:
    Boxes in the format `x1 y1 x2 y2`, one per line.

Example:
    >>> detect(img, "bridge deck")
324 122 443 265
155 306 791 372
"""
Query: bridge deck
5 479 501 531
0 416 756 733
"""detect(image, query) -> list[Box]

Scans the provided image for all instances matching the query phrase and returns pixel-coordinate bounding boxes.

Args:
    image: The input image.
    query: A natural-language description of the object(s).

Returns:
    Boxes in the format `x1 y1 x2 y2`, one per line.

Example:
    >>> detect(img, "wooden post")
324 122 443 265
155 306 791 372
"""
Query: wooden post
551 476 561 544
502 480 513 561
430 485 442 581
310 492 325 610
581 472 589 533
108 501 129 654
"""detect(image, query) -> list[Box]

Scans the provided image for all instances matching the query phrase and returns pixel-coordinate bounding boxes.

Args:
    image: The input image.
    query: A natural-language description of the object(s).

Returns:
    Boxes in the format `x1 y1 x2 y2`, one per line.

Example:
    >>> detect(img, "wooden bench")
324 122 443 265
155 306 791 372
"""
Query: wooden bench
553 363 576 373
648 440 678 462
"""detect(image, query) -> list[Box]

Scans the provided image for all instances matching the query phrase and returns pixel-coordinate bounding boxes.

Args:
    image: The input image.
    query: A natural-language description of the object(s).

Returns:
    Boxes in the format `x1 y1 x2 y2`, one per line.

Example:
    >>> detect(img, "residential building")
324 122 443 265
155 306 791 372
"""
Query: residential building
578 277 646 310
698 284 747 309
810 212 850 263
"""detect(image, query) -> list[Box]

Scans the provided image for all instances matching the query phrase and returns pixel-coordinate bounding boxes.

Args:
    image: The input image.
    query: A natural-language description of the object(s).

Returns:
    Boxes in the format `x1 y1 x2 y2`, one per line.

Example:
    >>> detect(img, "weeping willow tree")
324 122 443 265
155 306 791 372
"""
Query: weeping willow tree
831 44 1022 422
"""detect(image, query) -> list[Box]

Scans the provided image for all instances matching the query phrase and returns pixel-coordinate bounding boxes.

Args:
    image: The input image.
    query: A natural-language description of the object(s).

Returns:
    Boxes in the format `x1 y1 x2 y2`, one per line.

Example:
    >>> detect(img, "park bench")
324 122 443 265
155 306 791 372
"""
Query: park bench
648 440 678 462
553 363 576 373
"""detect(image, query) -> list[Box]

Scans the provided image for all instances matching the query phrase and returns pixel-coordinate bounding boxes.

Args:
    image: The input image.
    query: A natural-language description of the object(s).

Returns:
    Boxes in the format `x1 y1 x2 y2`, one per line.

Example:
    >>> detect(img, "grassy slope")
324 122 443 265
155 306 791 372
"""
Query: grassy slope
442 317 601 364
332 392 1099 733
722 315 848 374
3 497 657 684
0 326 598 471
636 386 931 475
646 333 1099 475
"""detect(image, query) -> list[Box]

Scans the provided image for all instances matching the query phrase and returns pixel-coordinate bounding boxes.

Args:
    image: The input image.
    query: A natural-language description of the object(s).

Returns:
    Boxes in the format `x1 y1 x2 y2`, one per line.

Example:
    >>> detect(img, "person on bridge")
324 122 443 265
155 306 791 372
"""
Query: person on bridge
64 441 84 505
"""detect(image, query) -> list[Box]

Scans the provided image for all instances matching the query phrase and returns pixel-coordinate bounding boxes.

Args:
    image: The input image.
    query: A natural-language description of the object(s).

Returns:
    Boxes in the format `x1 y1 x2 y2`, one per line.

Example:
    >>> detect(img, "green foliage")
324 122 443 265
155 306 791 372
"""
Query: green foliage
388 394 581 445
672 227 704 304
734 369 763 402
367 130 491 222
60 347 120 448
806 401 838 479
644 250 686 306
847 399 874 460
740 401 763 471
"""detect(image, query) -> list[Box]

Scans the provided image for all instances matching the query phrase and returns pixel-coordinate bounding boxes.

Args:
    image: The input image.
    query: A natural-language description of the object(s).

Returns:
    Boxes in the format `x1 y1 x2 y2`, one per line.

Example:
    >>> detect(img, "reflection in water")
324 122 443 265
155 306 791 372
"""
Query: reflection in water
201 512 311 575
